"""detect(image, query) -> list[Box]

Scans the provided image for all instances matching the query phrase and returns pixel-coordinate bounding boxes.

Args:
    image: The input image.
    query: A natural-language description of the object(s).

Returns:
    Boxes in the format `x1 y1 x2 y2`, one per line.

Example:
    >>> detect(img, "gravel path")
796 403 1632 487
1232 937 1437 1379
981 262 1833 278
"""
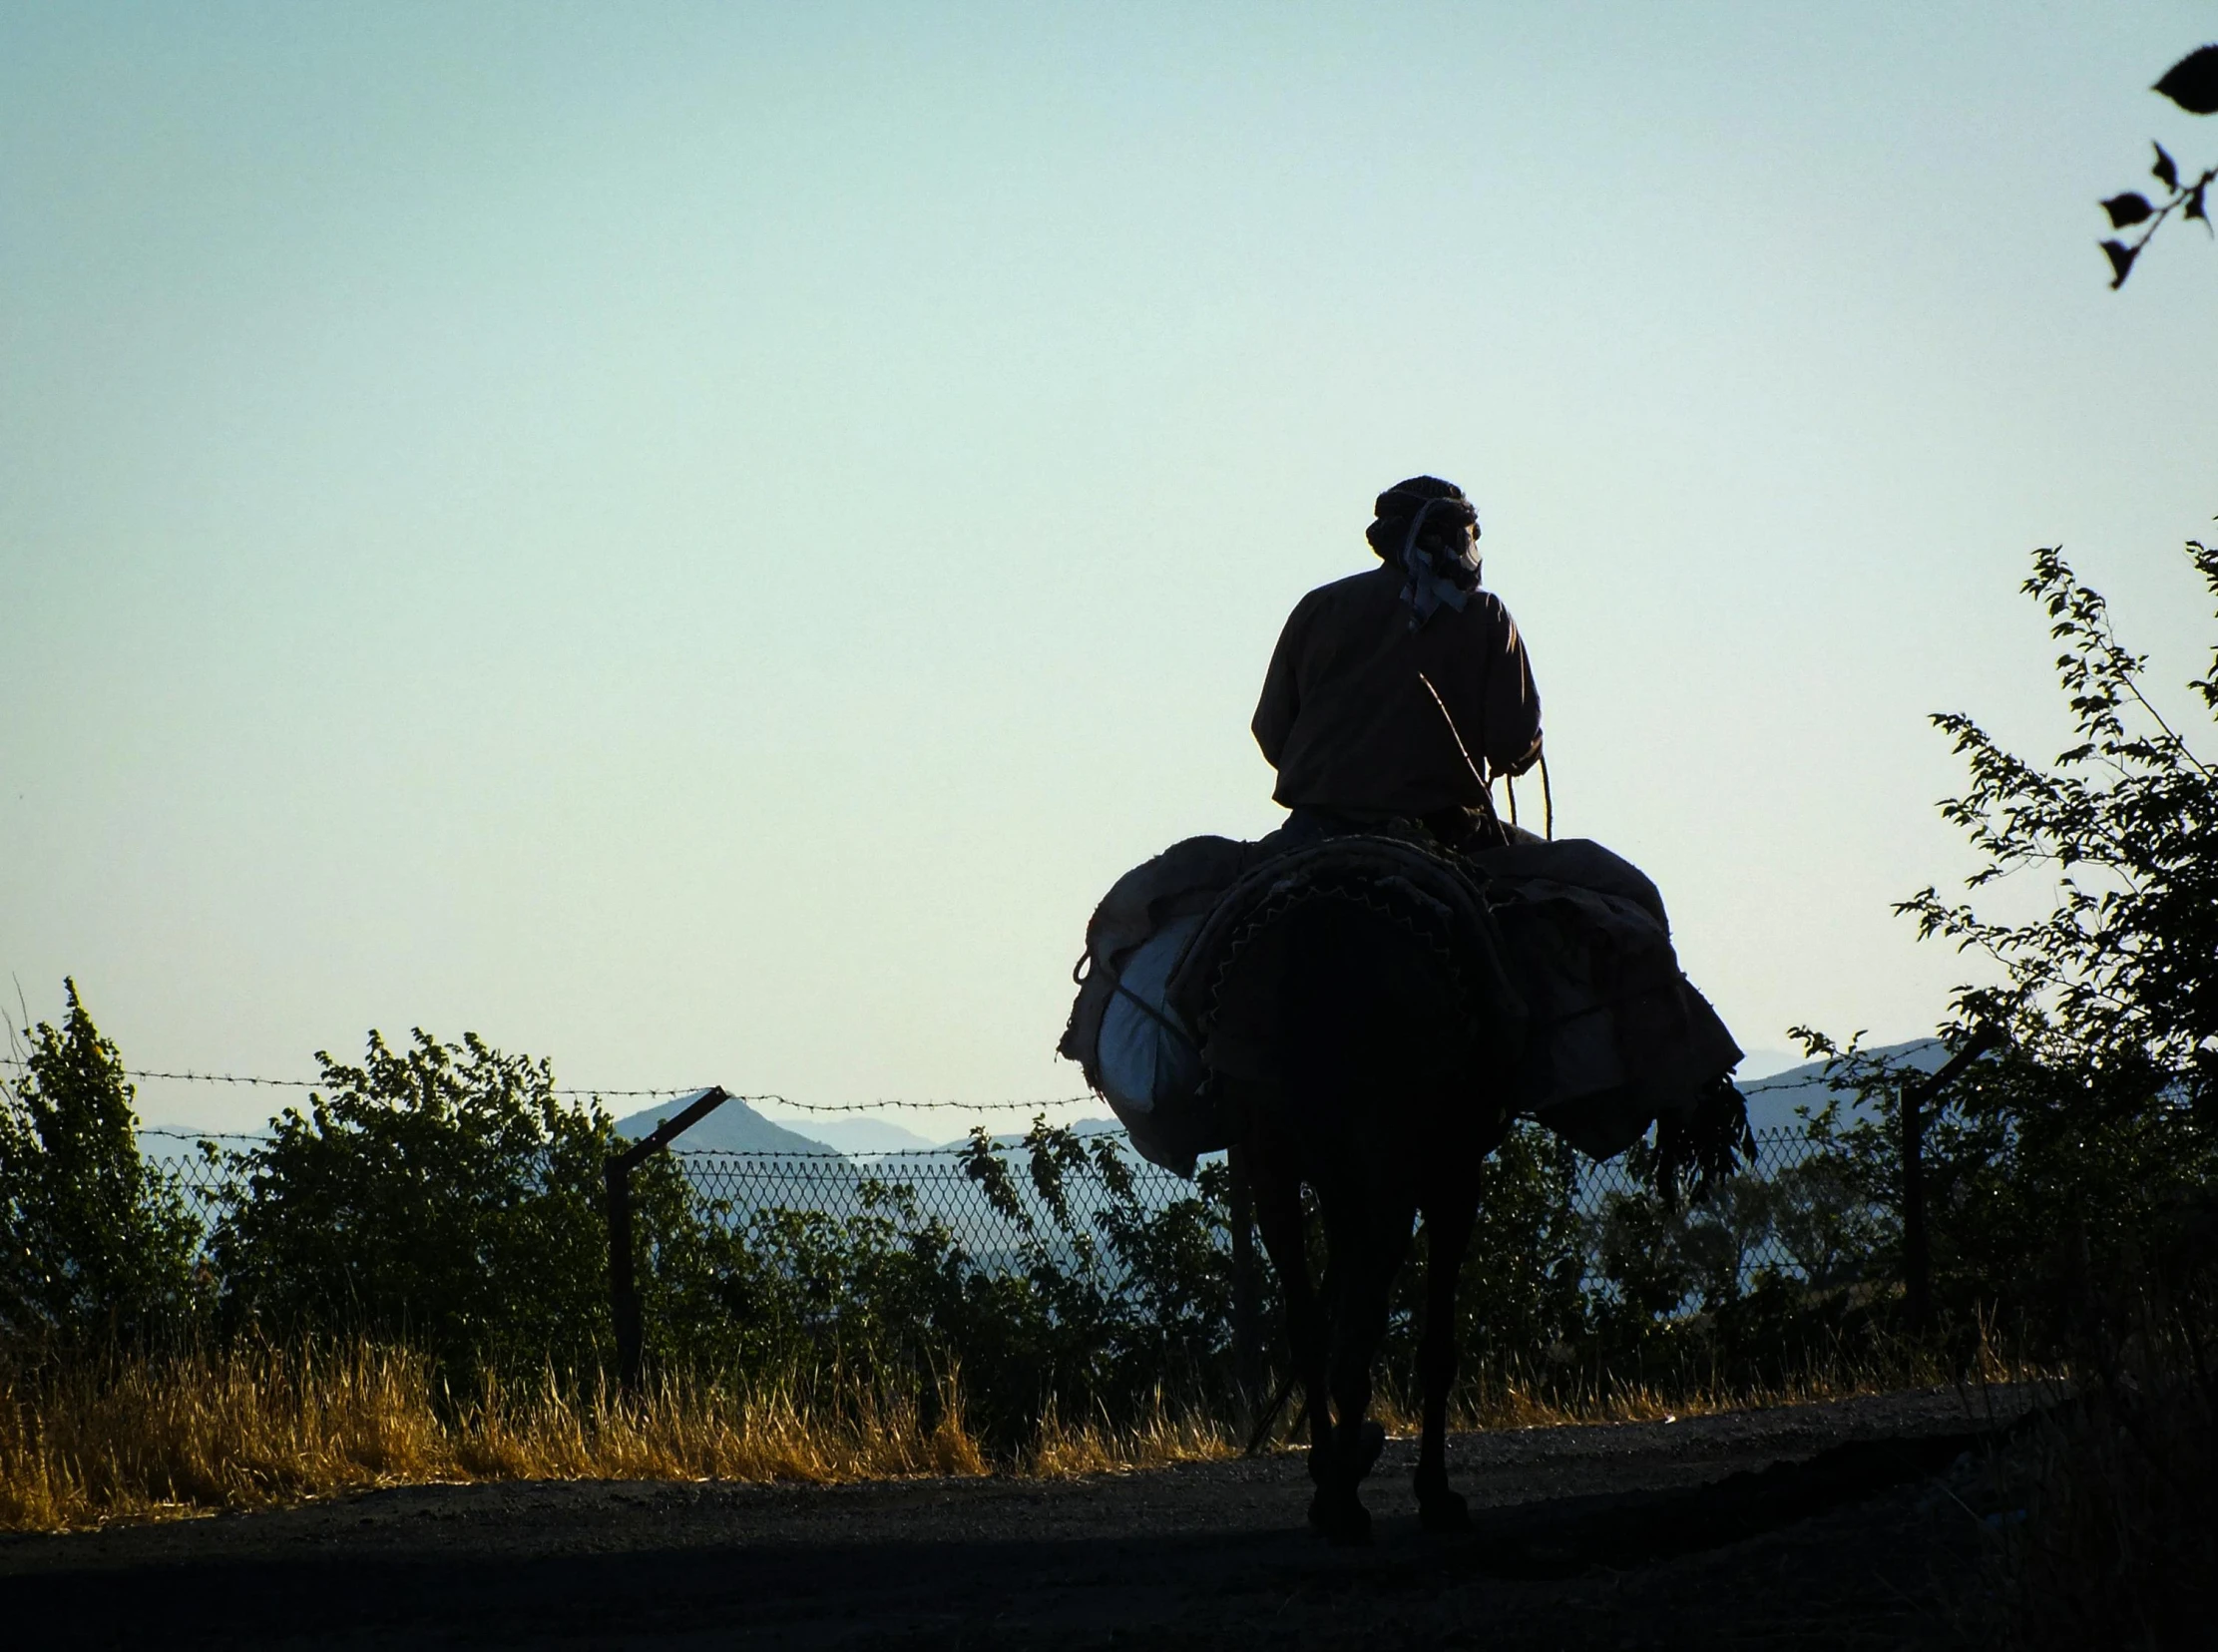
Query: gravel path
0 1385 2041 1649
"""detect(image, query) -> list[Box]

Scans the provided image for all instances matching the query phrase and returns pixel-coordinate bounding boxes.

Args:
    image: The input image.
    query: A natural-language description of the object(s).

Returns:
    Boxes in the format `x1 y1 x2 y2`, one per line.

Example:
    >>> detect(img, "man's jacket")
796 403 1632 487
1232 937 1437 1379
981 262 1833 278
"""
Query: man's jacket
1252 564 1542 817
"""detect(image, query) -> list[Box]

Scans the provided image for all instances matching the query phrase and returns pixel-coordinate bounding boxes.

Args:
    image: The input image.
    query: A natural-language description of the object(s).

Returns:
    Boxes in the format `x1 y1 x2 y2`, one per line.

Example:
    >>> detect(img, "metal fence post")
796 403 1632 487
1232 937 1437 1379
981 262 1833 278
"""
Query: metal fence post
604 1085 728 1398
1898 1026 2004 1336
606 1154 644 1394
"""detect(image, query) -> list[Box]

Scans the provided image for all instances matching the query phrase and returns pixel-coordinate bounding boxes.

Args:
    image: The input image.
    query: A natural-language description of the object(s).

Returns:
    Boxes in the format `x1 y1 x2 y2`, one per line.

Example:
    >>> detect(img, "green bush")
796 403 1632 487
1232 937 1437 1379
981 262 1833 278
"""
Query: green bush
669 1115 1590 1441
953 1121 1241 1432
203 1045 1257 1436
1377 1122 1587 1382
210 1029 735 1378
22 1002 1754 1428
698 1121 1242 1444
1790 540 2218 1338
0 981 199 1344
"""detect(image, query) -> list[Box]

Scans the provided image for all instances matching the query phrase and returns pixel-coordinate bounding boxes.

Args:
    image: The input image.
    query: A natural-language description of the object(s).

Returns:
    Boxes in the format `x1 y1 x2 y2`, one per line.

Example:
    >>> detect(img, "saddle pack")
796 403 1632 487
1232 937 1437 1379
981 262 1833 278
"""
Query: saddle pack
1059 828 1743 1175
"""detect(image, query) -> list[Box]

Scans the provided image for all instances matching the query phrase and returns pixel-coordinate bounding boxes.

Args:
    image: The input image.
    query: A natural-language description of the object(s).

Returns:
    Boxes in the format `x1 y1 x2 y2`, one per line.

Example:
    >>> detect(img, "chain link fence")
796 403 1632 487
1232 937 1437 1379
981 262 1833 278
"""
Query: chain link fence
146 1121 1844 1302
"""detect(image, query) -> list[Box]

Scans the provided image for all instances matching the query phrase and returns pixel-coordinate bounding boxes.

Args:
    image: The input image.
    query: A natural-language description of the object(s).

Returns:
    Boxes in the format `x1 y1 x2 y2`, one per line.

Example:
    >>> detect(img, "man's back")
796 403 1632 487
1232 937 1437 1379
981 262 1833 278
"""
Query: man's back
1252 563 1541 819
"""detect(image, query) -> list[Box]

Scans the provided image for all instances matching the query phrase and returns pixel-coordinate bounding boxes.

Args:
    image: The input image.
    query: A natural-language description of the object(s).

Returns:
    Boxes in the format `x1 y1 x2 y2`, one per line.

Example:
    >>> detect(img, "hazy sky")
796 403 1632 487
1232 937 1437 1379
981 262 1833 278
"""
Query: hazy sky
6 3 2217 1135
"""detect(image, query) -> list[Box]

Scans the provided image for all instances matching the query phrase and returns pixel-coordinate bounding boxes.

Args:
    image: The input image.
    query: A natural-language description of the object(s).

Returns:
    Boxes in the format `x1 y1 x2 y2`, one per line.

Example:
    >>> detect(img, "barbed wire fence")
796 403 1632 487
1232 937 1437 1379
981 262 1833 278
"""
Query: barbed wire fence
97 1062 1859 1301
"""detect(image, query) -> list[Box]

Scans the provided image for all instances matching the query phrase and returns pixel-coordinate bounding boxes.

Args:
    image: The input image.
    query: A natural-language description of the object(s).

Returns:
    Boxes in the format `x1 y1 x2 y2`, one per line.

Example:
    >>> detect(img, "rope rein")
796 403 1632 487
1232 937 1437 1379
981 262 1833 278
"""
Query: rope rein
1418 669 1553 843
1416 670 1508 844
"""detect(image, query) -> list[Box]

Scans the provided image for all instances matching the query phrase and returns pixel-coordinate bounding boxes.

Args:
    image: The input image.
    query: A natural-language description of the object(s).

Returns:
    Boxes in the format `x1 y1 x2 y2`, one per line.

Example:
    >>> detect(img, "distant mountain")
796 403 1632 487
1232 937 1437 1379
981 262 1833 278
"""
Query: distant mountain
1735 1038 1947 1134
934 1115 1123 1152
797 1117 942 1156
610 1095 836 1154
1733 1049 1805 1082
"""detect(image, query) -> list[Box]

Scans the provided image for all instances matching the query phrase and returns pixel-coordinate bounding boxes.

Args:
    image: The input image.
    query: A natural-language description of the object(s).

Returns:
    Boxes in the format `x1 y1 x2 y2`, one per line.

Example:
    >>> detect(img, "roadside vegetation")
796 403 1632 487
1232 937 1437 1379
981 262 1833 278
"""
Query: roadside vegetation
2 1330 1978 1535
4 535 2214 1645
0 984 1995 1535
1794 535 2218 1647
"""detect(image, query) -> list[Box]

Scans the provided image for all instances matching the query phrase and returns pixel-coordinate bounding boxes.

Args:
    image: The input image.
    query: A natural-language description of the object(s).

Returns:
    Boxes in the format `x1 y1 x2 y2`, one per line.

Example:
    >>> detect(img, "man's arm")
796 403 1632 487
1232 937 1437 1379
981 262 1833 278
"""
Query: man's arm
1482 607 1543 778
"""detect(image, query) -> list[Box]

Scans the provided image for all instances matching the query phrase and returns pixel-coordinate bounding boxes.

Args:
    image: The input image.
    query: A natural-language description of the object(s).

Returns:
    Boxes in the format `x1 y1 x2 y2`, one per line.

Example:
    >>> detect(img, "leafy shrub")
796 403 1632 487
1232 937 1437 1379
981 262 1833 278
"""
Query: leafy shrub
1762 1149 1888 1290
1582 1137 1799 1325
665 1115 1591 1442
1561 1126 1909 1391
32 1004 1791 1433
0 981 199 1344
210 1030 731 1378
1796 539 2218 1338
1387 1122 1587 1379
701 1121 1242 1445
206 1053 1256 1439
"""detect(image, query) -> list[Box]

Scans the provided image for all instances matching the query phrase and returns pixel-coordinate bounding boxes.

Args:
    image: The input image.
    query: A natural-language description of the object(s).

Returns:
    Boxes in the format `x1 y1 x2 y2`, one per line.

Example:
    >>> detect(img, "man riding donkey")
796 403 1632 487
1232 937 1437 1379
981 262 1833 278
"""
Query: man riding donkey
1062 475 1750 1541
1253 474 1541 855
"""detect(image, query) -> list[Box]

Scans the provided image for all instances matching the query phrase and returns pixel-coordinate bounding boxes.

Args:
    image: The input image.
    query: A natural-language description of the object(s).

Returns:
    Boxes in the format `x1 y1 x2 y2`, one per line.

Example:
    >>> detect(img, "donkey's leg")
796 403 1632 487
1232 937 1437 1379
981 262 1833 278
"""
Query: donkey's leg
1414 1184 1479 1530
1312 1193 1412 1544
1249 1156 1332 1488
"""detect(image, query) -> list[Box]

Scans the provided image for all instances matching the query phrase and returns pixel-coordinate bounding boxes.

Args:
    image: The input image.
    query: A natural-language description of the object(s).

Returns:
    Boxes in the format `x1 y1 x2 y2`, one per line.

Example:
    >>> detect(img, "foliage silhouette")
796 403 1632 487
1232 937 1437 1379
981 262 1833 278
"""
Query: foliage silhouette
209 1030 729 1379
1797 537 2218 1332
2154 46 2218 116
11 1008 1877 1433
2099 46 2217 287
0 981 200 1344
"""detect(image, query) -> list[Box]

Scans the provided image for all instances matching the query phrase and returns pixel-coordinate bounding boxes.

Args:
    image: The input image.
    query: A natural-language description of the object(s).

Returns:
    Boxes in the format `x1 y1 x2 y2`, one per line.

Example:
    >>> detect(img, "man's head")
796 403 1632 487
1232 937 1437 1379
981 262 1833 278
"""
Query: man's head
1367 476 1480 583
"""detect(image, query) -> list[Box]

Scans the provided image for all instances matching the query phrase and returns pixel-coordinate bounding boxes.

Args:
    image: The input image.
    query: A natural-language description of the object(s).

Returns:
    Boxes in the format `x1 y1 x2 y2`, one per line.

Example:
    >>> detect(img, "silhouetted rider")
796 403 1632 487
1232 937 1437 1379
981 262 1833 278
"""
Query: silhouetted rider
1252 476 1541 849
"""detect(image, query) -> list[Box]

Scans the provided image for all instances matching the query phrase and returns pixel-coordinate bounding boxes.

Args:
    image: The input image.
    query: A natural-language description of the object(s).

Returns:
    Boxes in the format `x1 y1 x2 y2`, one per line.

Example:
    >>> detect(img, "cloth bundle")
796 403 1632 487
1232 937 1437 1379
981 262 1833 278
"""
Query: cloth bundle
1059 828 1742 1174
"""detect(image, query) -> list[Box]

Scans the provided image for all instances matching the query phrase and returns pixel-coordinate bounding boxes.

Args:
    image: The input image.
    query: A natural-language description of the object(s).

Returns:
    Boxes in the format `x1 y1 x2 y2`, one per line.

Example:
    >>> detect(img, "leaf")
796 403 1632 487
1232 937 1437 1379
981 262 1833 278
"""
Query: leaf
2102 192 2155 226
2152 143 2180 190
2101 238 2139 287
2153 44 2218 115
2189 184 2209 222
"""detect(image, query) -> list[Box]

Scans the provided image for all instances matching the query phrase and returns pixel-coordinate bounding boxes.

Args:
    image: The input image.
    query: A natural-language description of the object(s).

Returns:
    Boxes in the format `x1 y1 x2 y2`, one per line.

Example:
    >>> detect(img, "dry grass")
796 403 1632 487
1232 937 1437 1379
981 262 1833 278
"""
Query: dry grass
1023 1393 1236 1478
3 1324 2041 1534
0 1341 989 1533
1452 1360 1937 1432
1300 1316 2042 1444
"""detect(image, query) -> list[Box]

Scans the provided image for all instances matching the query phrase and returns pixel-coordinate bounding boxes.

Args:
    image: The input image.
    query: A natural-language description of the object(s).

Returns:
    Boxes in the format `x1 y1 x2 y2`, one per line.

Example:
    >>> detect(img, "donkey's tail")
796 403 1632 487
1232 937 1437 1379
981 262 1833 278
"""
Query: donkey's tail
1654 1075 1755 1212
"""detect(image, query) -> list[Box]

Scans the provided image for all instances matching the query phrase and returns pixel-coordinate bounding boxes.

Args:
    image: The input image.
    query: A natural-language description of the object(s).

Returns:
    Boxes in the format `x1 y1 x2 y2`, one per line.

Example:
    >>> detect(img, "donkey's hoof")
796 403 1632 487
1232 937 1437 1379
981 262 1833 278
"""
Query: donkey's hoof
1418 1487 1470 1532
1308 1489 1373 1546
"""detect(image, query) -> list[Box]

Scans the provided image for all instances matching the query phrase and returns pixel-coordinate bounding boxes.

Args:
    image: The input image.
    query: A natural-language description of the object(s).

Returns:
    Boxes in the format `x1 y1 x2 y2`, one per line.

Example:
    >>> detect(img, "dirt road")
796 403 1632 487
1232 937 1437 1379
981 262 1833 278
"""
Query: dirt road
1 1387 2036 1649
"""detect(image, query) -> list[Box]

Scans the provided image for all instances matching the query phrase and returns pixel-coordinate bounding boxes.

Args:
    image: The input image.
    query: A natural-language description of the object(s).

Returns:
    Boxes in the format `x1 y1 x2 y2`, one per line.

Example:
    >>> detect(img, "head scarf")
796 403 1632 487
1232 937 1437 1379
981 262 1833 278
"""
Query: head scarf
1368 479 1481 628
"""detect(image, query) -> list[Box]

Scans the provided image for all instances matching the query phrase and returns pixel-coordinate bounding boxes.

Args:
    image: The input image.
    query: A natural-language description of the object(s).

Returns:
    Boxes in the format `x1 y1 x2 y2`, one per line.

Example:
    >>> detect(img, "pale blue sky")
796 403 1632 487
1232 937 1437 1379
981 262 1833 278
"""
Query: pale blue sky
6 3 2217 1133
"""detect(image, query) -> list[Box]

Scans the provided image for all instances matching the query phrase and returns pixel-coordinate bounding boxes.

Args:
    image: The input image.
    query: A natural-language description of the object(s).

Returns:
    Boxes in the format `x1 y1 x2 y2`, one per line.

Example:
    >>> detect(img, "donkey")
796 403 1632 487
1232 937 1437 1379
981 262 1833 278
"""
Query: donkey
1178 813 1752 1543
1210 872 1749 1542
1212 882 1514 1544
